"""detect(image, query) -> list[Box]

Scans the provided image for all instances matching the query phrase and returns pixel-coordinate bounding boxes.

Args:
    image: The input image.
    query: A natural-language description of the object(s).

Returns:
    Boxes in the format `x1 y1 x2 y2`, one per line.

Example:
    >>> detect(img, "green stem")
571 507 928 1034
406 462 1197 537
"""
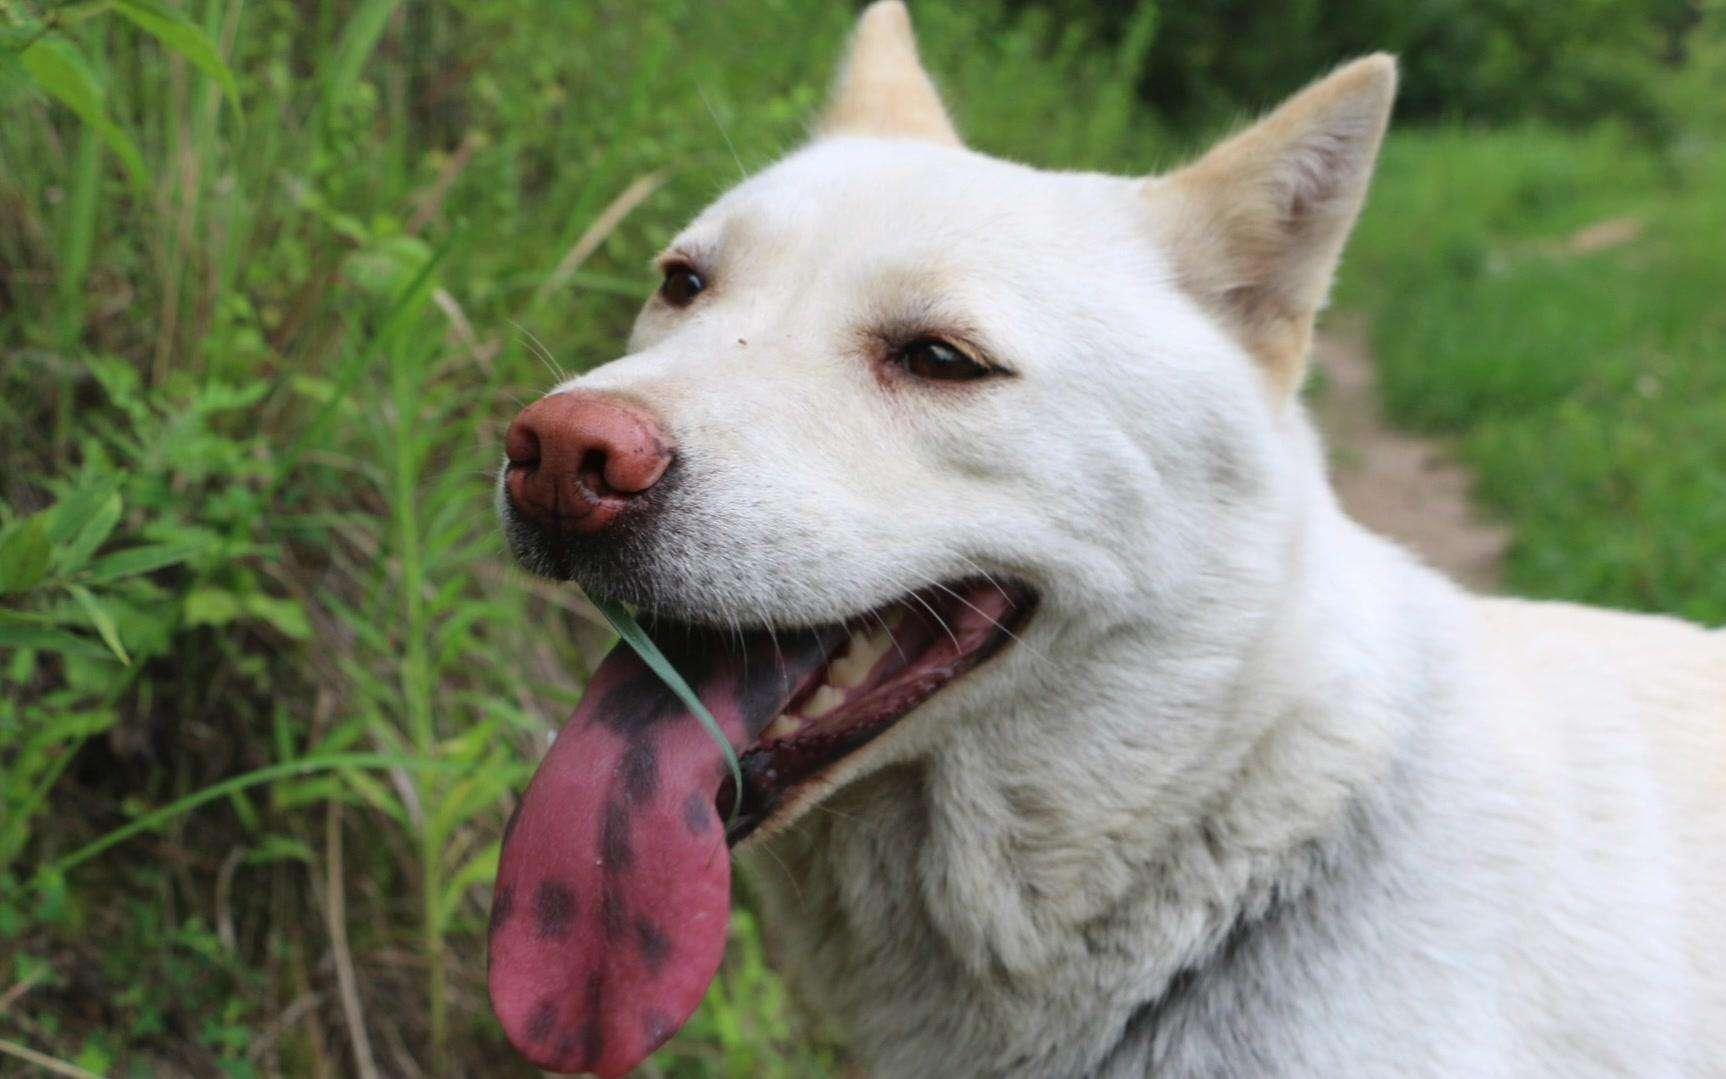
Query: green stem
34 752 450 884
389 319 445 1070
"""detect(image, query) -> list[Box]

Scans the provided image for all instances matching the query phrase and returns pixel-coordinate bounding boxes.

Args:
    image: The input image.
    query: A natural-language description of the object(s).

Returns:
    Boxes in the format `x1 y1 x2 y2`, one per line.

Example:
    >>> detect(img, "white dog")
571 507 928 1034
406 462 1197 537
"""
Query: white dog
487 5 1726 1075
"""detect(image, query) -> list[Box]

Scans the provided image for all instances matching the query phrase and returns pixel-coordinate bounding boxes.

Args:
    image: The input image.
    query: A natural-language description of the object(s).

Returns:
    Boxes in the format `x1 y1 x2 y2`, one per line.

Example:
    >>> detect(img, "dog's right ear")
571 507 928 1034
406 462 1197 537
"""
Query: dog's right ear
1148 55 1397 398
818 1 960 146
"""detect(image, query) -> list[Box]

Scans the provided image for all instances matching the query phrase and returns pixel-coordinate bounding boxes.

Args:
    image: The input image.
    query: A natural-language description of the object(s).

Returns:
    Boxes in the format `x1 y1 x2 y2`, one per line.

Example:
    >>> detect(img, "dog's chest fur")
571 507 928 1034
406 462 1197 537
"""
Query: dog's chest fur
743 700 1494 1076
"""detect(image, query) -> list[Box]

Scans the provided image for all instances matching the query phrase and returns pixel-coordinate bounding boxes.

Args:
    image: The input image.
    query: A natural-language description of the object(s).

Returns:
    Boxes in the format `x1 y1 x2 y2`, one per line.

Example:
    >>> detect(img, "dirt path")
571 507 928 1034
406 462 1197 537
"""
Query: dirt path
1309 320 1508 591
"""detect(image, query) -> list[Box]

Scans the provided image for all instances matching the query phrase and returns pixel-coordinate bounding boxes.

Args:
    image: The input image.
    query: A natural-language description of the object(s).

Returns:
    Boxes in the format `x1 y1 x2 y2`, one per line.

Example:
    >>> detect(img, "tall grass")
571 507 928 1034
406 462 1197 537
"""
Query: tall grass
0 2 1164 1072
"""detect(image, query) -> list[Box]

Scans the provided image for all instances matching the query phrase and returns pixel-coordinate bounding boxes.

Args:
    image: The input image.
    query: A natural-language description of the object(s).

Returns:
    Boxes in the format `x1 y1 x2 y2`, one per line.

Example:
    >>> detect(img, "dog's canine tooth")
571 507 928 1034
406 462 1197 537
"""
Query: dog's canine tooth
764 714 803 741
828 652 869 688
829 624 896 688
800 684 847 719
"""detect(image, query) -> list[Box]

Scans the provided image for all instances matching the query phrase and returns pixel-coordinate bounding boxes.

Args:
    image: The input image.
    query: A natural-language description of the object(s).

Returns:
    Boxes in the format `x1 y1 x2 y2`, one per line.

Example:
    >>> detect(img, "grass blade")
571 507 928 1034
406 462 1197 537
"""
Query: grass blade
66 584 129 665
0 516 52 595
19 36 148 190
37 752 457 882
591 596 742 826
111 0 242 114
0 622 114 660
318 0 400 129
82 540 210 583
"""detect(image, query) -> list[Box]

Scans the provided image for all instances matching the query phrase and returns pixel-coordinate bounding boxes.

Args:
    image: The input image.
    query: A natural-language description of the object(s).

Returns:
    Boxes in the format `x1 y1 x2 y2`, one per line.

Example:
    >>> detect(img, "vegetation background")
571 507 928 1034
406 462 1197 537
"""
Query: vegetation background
0 0 1720 1074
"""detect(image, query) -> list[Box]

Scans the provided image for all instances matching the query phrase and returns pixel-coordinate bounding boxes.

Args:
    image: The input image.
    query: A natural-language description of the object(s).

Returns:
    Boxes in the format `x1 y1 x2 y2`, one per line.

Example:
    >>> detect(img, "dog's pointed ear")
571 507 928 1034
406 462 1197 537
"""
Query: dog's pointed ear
1150 55 1397 396
819 1 960 146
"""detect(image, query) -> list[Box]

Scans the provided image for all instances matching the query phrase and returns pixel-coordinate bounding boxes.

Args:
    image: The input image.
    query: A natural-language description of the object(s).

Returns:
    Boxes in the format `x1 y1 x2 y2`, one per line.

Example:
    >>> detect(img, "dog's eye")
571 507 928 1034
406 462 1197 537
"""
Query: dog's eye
659 264 706 307
896 338 991 382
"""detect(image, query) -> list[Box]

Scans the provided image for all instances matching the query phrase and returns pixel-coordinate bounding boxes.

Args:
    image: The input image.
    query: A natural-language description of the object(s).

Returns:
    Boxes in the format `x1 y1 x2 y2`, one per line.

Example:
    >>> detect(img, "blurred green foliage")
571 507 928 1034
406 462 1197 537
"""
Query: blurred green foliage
1029 0 1704 136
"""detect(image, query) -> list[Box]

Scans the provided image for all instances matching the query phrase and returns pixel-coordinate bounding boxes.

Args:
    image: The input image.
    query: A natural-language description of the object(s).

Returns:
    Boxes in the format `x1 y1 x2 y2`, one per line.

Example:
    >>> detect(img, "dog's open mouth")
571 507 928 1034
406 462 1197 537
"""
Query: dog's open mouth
721 580 1034 844
488 578 1033 1076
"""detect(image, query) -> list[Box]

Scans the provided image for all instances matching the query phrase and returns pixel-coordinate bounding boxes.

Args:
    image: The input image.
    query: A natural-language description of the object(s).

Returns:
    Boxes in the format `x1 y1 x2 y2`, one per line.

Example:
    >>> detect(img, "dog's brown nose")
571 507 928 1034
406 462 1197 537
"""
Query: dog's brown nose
504 392 673 535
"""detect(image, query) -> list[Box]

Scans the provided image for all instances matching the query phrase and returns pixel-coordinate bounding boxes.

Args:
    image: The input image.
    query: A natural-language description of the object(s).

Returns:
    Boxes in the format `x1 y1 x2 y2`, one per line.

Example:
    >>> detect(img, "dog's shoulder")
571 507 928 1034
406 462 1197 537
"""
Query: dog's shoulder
1466 595 1725 799
1465 595 1726 1066
1469 596 1726 732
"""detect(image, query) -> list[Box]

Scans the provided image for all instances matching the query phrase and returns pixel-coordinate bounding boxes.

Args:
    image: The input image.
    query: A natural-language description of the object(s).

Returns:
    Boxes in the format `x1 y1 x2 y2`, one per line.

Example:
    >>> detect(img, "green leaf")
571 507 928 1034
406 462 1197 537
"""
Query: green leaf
341 234 433 297
54 490 122 574
19 37 148 190
335 768 408 826
591 597 743 827
0 517 51 595
271 775 346 811
17 707 115 751
435 843 500 928
73 1041 113 1077
183 587 241 627
112 0 241 114
0 623 113 660
43 476 118 545
0 609 58 627
58 123 100 342
244 835 315 866
241 594 310 640
319 0 402 125
224 788 260 832
67 585 130 665
82 541 208 583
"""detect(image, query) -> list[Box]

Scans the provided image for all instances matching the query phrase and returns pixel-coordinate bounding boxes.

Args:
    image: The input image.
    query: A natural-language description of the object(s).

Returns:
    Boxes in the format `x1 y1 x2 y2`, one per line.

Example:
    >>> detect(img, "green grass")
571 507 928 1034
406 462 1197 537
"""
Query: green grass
0 2 1163 1074
1338 121 1726 625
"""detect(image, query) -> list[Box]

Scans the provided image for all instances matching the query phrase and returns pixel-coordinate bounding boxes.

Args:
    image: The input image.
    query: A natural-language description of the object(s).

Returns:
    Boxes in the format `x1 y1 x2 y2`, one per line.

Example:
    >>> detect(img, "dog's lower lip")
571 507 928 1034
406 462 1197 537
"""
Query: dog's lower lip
716 579 1036 845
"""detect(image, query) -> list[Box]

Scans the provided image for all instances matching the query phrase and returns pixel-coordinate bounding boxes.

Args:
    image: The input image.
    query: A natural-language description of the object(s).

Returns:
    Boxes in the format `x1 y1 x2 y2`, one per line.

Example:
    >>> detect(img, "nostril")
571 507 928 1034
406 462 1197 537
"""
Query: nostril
504 417 542 469
576 448 611 495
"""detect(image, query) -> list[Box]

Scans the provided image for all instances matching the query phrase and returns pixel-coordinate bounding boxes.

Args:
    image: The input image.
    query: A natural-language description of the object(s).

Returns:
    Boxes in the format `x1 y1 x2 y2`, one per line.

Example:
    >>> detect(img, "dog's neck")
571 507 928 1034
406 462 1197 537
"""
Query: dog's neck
744 428 1469 1076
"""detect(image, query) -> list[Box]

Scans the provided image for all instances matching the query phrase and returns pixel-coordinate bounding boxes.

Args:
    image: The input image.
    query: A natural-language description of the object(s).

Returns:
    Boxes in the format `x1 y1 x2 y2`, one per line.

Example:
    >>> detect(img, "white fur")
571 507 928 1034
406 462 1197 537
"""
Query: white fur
531 5 1726 1074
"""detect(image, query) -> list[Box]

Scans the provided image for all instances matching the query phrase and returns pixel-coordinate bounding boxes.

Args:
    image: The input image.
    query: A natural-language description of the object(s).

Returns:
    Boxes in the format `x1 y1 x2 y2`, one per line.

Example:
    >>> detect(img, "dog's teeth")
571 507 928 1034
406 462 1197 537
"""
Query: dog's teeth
800 684 847 719
829 621 900 688
764 714 803 741
828 642 874 688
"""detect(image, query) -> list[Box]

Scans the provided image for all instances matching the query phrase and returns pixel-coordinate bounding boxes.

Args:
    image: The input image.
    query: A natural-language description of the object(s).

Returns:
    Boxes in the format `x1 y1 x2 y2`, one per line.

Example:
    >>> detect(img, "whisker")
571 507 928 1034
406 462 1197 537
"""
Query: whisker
508 319 567 382
953 554 1014 602
904 588 962 654
807 801 869 828
922 574 1055 672
696 85 747 183
755 604 790 705
862 606 910 664
744 825 808 911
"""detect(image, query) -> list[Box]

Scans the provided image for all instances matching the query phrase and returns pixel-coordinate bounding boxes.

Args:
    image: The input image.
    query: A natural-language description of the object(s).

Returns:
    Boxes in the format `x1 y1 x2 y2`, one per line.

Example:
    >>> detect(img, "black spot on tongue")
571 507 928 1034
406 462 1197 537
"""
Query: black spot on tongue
488 620 841 1076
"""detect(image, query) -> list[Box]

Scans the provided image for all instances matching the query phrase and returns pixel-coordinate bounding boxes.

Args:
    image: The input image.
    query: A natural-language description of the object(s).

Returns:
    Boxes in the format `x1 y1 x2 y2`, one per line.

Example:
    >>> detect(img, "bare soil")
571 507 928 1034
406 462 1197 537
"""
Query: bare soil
1308 320 1509 591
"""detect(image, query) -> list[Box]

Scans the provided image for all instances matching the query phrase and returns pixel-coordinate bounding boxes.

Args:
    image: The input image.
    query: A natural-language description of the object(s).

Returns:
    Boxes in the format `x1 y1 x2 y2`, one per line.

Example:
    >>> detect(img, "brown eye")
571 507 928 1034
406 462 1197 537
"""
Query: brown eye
896 338 991 381
659 265 706 307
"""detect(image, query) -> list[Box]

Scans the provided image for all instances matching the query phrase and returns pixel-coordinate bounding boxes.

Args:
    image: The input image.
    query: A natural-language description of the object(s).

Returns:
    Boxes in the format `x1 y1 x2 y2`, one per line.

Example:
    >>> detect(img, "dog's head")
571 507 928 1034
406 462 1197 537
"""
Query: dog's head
489 4 1395 1073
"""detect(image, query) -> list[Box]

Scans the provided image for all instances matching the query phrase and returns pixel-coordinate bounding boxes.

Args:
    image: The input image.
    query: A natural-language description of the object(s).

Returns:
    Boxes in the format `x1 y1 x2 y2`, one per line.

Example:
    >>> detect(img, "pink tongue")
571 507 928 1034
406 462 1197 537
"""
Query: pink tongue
489 623 838 1077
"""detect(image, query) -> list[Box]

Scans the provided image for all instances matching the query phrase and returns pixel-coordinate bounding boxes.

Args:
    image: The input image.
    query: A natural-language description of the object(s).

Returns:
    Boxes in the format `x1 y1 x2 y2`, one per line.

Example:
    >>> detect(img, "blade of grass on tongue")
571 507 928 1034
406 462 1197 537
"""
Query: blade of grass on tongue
590 595 743 827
